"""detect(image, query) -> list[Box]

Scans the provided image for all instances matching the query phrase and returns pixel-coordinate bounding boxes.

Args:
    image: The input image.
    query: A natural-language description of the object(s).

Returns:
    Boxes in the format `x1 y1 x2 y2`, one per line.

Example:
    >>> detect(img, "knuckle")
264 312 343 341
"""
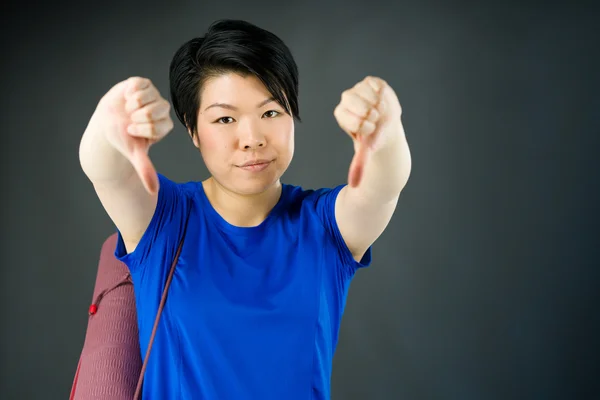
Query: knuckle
148 123 157 137
333 105 342 116
159 102 169 115
368 108 379 121
129 76 144 86
130 92 142 106
139 77 151 88
127 77 152 93
128 101 140 114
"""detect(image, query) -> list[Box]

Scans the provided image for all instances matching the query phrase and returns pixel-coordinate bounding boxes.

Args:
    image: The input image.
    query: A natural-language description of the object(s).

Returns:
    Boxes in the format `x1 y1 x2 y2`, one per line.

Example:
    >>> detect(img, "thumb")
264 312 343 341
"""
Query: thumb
348 136 369 188
129 143 159 195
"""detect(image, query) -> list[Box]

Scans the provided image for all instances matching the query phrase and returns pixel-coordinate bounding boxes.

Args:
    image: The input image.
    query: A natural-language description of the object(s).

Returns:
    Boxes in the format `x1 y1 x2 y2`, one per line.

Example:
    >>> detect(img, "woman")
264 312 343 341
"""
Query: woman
78 19 411 399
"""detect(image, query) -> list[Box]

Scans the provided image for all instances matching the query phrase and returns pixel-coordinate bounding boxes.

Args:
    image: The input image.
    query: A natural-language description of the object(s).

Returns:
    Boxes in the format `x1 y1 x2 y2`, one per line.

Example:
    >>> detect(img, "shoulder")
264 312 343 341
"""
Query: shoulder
156 173 201 198
114 173 200 265
281 182 346 226
283 182 346 209
281 182 372 270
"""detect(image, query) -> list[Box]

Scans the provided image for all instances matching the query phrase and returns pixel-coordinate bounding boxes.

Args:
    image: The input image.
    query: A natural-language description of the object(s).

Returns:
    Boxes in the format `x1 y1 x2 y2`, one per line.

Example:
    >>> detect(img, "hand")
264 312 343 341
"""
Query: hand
334 76 402 187
92 77 173 194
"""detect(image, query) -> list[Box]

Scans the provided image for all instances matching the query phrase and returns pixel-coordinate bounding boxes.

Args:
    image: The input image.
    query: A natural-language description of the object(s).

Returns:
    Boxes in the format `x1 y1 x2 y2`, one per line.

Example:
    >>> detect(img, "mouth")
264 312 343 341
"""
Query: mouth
237 159 273 172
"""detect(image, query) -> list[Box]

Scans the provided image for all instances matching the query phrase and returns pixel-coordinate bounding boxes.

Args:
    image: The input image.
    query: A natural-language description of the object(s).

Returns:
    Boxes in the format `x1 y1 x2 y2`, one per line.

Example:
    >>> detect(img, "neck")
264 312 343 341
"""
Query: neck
202 177 282 227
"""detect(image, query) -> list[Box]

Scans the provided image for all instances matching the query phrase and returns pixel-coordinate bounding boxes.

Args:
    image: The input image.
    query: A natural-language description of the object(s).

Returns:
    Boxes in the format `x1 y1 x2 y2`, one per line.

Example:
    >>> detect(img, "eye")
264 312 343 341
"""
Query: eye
214 116 235 124
262 110 280 119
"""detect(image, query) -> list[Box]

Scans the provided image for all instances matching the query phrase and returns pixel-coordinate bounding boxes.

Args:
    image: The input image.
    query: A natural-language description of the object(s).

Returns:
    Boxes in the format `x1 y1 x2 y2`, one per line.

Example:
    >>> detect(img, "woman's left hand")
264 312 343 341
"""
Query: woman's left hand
333 76 403 187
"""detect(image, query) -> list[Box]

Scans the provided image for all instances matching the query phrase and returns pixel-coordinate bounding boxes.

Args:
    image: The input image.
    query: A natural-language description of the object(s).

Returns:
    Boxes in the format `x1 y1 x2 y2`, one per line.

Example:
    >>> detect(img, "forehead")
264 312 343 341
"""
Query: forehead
200 73 271 106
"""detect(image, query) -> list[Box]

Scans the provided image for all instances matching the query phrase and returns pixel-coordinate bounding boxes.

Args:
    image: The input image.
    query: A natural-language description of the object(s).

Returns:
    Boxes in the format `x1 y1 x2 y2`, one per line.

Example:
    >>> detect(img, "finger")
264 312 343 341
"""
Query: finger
125 77 151 97
130 101 171 123
362 77 388 117
130 145 159 195
125 85 160 114
341 90 375 120
334 106 376 137
375 93 387 115
353 80 380 106
348 139 368 188
364 76 387 94
353 82 383 123
127 118 174 140
364 106 380 124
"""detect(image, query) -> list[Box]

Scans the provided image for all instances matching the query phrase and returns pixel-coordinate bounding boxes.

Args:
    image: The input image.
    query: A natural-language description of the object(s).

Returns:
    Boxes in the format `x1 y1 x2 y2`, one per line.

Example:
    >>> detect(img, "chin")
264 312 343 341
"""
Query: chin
217 172 281 197
235 178 280 196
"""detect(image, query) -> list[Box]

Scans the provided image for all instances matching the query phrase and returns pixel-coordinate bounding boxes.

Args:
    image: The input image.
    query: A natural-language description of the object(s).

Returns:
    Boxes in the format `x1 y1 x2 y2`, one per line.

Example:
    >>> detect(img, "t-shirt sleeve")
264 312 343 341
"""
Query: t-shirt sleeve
311 184 372 271
114 173 190 279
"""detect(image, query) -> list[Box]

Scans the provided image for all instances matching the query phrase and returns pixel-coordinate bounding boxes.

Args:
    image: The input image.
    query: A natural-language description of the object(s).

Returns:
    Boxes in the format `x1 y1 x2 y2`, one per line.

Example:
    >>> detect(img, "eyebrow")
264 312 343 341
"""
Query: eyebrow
204 97 276 112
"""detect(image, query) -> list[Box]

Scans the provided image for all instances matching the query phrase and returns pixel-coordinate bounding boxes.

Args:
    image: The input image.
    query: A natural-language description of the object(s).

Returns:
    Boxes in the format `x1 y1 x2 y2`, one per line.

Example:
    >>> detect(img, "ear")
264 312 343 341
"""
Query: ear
183 113 200 148
188 127 200 148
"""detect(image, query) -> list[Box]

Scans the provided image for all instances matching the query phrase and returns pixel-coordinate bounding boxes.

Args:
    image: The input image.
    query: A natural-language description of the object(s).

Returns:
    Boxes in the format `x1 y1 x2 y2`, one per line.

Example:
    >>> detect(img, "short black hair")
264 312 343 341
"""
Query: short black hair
169 19 300 137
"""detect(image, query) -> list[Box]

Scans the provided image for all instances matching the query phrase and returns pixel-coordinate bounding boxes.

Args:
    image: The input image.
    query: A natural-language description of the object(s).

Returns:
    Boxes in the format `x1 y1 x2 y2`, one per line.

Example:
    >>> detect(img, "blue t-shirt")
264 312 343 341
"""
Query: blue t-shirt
115 174 372 399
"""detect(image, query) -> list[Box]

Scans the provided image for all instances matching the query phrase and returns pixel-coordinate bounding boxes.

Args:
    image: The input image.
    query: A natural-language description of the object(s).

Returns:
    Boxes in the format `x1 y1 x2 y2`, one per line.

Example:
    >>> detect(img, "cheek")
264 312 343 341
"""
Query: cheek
198 126 232 153
270 119 294 151
197 128 237 173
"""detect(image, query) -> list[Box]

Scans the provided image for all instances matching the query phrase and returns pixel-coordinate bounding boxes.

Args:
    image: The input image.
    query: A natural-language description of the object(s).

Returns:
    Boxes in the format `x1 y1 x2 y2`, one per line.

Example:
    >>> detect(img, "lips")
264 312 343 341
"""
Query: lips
237 159 273 172
240 159 271 167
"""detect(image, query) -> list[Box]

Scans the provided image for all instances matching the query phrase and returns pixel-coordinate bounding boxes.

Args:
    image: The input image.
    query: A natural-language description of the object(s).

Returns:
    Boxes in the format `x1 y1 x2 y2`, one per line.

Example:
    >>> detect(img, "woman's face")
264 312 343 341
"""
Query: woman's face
192 73 295 196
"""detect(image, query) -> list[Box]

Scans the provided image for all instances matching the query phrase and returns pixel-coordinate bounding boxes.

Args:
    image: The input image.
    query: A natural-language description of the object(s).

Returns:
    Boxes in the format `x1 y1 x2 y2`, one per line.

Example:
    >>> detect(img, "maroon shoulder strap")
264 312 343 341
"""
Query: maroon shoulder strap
134 211 191 400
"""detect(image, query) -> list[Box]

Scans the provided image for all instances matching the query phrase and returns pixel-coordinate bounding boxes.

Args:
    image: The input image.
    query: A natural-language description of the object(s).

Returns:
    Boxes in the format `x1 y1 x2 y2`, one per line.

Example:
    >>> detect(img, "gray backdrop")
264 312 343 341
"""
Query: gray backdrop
1 1 599 399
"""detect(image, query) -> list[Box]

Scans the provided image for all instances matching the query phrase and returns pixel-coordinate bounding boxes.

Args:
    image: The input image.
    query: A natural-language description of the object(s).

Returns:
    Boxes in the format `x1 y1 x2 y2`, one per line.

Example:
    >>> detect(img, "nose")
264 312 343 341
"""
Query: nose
238 119 266 150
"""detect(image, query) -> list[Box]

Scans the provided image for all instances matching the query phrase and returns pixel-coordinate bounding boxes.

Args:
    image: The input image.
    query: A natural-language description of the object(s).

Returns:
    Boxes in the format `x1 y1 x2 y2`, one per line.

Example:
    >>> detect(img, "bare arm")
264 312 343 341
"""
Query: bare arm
336 129 410 260
333 77 411 261
79 77 173 253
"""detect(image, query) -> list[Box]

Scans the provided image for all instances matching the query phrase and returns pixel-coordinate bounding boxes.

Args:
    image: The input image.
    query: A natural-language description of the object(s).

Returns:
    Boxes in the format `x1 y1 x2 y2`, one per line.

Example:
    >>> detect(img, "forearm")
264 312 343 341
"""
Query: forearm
79 115 136 185
353 122 411 204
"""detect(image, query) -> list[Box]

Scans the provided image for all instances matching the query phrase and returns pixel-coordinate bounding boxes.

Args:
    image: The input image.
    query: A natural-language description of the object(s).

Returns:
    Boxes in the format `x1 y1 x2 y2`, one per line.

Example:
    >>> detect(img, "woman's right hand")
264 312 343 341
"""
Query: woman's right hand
93 76 174 194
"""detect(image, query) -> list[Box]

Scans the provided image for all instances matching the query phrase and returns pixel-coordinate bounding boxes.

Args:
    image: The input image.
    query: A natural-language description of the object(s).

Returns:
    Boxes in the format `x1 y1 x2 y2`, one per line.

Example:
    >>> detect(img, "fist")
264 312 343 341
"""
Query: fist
333 76 402 187
94 77 174 193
